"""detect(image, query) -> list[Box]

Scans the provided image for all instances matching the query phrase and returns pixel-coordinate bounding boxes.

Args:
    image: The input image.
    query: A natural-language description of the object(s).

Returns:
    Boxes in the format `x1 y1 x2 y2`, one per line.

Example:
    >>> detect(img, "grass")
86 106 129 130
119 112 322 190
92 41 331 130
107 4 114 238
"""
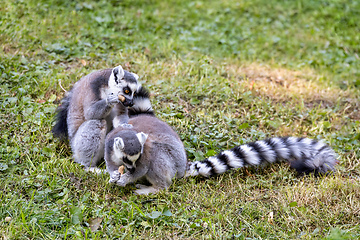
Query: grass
1 0 359 239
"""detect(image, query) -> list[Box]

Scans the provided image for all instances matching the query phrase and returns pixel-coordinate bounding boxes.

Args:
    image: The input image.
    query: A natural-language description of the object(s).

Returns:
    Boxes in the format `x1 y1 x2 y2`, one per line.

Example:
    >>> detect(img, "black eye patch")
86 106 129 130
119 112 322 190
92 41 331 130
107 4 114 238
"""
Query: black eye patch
122 157 133 166
123 87 131 95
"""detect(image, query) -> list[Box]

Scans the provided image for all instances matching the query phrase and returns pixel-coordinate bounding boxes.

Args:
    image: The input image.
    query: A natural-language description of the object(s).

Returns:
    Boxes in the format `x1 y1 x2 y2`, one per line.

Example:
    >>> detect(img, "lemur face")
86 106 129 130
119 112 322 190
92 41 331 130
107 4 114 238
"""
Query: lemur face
113 132 148 169
108 65 141 107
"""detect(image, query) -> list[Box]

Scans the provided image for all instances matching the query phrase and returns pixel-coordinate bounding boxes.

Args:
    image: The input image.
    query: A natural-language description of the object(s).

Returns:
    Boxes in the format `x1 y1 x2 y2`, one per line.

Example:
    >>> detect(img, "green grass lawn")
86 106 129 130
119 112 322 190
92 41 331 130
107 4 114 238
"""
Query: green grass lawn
1 0 359 239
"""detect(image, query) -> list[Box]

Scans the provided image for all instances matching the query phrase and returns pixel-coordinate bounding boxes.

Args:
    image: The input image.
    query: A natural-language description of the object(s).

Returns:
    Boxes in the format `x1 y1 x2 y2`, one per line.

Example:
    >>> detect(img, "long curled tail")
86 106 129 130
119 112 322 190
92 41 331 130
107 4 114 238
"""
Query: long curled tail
52 92 72 141
128 86 155 117
185 137 337 178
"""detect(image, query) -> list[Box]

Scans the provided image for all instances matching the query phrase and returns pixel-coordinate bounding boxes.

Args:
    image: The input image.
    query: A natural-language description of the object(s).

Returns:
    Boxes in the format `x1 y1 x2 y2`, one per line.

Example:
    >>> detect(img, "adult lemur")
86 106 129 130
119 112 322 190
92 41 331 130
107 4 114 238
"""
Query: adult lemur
52 65 153 168
105 100 337 195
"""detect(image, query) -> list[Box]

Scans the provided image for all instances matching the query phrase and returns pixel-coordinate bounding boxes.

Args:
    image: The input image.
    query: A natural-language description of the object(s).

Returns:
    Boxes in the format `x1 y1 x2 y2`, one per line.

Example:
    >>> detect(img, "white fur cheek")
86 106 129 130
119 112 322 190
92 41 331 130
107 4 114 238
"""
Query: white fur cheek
106 85 123 97
127 153 141 162
106 79 116 94
111 153 123 165
113 147 124 164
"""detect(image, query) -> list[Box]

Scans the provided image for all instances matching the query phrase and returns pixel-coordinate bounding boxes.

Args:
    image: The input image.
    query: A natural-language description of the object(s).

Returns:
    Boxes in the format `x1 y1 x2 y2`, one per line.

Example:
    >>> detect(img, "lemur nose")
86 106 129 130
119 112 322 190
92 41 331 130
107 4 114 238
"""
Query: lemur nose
123 98 134 107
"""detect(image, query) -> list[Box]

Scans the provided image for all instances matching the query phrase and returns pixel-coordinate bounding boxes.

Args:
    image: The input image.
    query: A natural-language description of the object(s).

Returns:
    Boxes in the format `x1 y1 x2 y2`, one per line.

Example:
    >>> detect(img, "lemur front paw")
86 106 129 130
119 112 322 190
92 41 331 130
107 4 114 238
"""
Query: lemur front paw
106 93 120 106
120 123 133 129
116 177 128 187
109 171 121 183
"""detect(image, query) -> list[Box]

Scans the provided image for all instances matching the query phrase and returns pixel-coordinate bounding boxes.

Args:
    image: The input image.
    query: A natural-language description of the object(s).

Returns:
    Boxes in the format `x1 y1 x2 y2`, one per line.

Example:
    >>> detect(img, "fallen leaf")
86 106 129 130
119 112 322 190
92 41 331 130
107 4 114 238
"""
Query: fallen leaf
249 80 255 90
136 10 142 17
88 218 103 232
144 48 151 55
125 62 131 69
244 169 253 176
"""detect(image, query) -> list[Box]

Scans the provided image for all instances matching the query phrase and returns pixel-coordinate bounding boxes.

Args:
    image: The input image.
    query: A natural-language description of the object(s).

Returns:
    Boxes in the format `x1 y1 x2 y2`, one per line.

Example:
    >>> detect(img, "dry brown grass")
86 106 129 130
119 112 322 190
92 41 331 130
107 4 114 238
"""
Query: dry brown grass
228 63 352 104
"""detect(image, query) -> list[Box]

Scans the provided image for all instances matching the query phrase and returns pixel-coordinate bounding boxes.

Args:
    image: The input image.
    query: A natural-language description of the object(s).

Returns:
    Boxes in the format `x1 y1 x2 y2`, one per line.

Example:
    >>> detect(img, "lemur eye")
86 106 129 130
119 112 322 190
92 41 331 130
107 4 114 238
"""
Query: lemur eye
124 88 130 94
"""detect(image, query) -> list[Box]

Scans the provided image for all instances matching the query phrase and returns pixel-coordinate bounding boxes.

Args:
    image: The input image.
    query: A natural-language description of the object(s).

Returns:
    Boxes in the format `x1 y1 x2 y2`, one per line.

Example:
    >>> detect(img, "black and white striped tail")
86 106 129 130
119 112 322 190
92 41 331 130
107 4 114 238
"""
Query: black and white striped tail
184 137 337 178
128 86 155 117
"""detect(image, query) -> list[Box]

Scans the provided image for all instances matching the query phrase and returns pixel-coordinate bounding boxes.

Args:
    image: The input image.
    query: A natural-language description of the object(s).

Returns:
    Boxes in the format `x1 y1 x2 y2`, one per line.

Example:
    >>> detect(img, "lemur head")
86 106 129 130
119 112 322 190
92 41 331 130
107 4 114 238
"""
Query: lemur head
113 130 148 170
108 65 141 107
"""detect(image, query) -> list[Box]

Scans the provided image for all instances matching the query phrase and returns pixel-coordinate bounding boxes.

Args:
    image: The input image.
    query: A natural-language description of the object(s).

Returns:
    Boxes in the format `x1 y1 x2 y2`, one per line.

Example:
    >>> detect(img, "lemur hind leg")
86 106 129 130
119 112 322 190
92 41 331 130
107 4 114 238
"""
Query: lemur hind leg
134 167 172 196
138 144 183 195
138 159 173 195
138 174 171 195
71 119 107 167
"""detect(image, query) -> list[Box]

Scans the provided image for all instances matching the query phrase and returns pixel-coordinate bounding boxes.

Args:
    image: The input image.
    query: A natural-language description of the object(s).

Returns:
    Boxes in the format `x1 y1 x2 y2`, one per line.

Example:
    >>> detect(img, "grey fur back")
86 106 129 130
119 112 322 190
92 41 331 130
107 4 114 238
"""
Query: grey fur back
66 69 112 140
113 114 187 178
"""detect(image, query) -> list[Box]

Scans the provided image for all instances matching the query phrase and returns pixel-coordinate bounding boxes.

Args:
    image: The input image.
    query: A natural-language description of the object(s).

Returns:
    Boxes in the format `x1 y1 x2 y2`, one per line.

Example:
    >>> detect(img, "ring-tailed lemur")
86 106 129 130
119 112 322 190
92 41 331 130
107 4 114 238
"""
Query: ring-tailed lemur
105 106 337 195
105 114 187 195
52 65 153 168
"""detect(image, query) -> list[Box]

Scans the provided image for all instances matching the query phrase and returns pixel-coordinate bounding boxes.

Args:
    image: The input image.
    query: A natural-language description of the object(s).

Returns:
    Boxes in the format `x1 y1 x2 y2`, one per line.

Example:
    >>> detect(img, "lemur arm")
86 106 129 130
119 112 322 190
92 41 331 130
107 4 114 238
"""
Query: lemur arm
107 159 122 183
84 94 119 120
112 102 130 128
116 160 149 187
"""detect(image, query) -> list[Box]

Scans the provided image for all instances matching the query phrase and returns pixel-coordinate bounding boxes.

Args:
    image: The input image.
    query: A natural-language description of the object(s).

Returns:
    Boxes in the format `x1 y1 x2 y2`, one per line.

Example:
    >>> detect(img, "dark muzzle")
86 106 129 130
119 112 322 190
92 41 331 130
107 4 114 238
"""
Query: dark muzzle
122 97 134 107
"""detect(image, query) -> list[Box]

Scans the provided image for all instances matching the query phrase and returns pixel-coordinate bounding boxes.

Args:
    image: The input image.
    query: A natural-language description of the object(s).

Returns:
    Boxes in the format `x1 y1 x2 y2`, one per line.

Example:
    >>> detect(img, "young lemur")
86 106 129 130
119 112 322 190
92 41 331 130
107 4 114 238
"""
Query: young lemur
52 65 153 168
105 113 187 195
105 99 338 195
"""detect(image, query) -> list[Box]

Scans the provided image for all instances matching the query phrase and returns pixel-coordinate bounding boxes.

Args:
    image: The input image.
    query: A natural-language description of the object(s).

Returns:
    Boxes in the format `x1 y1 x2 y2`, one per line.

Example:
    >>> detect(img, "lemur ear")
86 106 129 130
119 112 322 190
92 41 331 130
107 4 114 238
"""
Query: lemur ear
114 137 125 150
136 83 142 92
112 65 125 84
136 132 148 146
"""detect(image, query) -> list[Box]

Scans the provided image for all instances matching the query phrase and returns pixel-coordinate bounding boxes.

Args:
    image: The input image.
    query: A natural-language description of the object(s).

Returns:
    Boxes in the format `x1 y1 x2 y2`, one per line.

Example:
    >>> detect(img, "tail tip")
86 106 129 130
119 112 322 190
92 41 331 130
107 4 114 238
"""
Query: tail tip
290 157 338 176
